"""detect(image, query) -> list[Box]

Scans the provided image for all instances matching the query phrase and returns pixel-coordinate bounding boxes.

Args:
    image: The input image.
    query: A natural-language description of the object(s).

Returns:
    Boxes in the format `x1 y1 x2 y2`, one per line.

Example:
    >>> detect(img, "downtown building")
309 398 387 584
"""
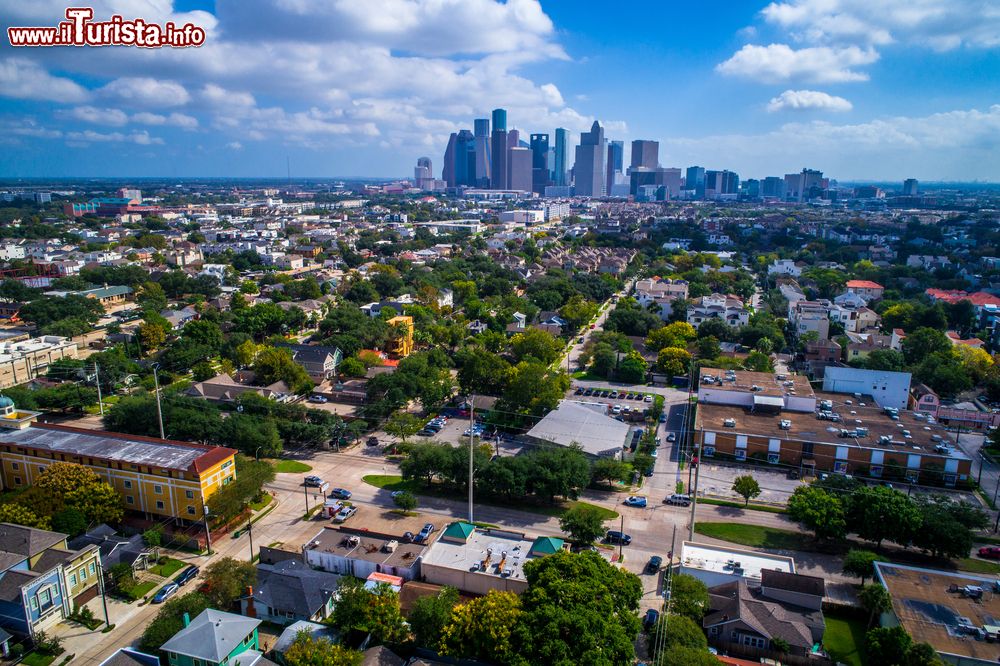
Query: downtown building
574 120 606 197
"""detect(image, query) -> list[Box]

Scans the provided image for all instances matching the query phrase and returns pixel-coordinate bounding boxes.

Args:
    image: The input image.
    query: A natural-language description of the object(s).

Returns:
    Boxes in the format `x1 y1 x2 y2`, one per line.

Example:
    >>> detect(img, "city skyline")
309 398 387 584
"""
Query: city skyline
0 0 997 180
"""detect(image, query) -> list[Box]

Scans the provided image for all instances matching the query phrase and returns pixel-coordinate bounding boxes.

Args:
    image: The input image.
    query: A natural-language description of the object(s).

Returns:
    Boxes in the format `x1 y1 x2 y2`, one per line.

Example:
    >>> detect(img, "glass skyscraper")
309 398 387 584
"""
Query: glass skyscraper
553 128 568 187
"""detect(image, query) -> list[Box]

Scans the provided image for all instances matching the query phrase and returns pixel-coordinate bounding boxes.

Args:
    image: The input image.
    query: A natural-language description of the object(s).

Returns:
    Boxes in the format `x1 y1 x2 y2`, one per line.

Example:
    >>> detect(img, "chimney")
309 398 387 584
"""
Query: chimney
182 612 190 627
245 585 256 618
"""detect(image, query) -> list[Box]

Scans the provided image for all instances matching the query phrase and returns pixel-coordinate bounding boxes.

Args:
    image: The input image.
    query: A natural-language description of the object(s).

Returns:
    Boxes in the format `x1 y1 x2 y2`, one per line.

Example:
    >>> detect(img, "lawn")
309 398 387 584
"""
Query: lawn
21 653 56 666
694 522 809 551
697 497 787 514
149 557 186 578
118 580 156 602
361 475 619 520
273 459 312 473
823 612 867 666
955 557 1000 575
249 493 273 512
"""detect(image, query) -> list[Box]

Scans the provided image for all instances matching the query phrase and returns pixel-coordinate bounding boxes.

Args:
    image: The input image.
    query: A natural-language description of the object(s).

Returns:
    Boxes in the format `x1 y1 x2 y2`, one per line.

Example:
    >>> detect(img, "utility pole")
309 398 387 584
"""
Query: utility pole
93 362 104 416
689 439 701 542
247 514 255 562
152 363 165 439
203 505 212 555
468 396 475 524
304 484 310 516
618 514 625 561
96 559 110 628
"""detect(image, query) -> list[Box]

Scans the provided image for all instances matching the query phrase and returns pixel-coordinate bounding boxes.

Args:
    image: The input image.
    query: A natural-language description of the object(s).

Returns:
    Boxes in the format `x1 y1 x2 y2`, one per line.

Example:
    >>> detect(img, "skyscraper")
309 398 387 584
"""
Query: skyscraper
685 166 706 198
414 156 432 189
553 128 569 187
574 120 606 197
508 147 533 193
473 118 491 188
606 140 624 197
442 133 457 186
454 130 476 187
530 133 550 195
630 140 658 170
490 108 508 190
761 176 785 199
903 178 919 195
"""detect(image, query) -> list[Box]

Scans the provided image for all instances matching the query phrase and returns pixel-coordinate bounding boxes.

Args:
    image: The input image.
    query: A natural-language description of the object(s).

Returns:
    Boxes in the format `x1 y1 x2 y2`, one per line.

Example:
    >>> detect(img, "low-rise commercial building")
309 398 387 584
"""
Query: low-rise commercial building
678 541 795 588
525 400 629 458
303 526 424 582
0 336 78 389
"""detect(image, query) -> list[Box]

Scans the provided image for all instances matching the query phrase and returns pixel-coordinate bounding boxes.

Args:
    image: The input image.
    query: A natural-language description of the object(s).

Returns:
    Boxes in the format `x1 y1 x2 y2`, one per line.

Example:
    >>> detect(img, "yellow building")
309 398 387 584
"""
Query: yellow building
0 423 238 523
386 315 414 358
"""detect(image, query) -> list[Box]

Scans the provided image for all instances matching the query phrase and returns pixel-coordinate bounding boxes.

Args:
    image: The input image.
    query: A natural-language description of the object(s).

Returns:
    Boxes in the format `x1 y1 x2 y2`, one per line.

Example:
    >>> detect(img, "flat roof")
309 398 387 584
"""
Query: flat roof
680 541 795 581
696 393 970 459
304 526 424 569
699 367 814 399
421 528 536 583
526 400 629 456
0 424 236 474
875 562 1000 662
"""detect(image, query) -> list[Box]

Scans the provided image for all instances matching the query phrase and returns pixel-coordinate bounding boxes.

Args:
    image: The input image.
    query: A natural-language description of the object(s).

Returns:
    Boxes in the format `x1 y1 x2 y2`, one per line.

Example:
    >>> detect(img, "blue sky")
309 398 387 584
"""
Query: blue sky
0 0 998 181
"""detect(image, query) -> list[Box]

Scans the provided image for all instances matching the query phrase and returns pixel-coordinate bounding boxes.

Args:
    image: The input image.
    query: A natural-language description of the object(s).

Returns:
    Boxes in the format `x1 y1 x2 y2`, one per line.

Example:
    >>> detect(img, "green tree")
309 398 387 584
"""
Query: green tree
339 356 366 377
743 350 774 372
50 507 86 536
903 641 945 666
138 321 168 351
589 342 616 377
901 327 951 365
646 322 697 352
0 503 50 530
658 646 720 666
842 549 886 585
732 474 762 506
559 504 608 544
137 281 167 313
192 361 217 382
846 486 922 547
201 557 257 609
696 336 721 360
283 632 362 666
392 491 418 512
409 586 460 650
34 462 123 524
440 590 523 664
617 350 648 383
252 346 313 394
787 485 846 541
669 573 710 622
510 328 563 365
859 584 893 627
140 592 211 652
330 578 408 645
911 497 981 559
591 458 631 488
866 625 912 664
205 456 276 525
498 361 569 418
384 412 425 446
656 347 692 376
181 319 224 351
648 613 707 655
514 551 643 666
455 347 511 395
217 413 282 457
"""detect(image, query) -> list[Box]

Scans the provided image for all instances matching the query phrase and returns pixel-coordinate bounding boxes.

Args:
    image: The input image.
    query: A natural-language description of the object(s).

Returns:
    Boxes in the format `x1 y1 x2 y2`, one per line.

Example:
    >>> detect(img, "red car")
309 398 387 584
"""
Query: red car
978 546 1000 559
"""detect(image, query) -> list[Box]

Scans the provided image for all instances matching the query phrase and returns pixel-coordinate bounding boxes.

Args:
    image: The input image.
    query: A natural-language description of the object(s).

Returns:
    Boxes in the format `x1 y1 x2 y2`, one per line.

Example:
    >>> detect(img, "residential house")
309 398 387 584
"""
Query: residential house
704 570 825 661
161 609 265 666
386 316 414 358
907 255 952 270
159 307 198 329
946 330 985 350
277 344 342 381
767 259 803 277
271 621 341 664
789 301 830 340
801 338 841 379
99 648 160 666
634 278 689 320
240 560 341 626
687 294 749 329
186 373 293 403
68 525 153 574
845 279 884 302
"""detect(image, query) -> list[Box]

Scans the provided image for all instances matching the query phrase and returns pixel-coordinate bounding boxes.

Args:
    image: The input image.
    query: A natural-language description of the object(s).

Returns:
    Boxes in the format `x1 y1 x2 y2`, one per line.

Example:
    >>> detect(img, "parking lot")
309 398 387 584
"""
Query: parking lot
406 414 530 457
693 461 805 504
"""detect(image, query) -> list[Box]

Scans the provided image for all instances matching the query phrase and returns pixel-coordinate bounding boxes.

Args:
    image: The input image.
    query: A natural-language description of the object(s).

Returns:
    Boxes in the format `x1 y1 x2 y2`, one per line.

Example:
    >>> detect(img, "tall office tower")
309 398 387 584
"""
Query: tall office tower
786 168 824 201
903 178 918 195
704 170 724 199
508 147 533 193
721 170 740 195
553 128 569 187
742 178 760 198
507 129 521 151
530 133 550 195
414 157 433 189
454 130 476 187
606 140 624 197
630 140 658 170
761 176 785 198
443 133 457 186
574 120 606 197
686 166 706 198
473 118 491 187
490 108 508 190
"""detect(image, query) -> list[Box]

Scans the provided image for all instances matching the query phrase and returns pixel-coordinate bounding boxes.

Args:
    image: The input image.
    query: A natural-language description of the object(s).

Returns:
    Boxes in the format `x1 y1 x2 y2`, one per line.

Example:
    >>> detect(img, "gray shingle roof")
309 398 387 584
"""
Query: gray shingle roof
253 559 340 619
0 524 66 559
704 579 823 650
160 609 261 662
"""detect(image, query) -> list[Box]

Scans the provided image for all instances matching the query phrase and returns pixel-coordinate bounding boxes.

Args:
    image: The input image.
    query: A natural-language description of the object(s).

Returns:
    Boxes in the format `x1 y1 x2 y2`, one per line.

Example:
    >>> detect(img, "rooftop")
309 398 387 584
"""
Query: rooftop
525 400 629 457
421 527 539 583
680 541 795 581
160 609 261 662
696 391 970 459
875 562 1000 663
698 367 814 400
0 424 237 474
303 526 424 569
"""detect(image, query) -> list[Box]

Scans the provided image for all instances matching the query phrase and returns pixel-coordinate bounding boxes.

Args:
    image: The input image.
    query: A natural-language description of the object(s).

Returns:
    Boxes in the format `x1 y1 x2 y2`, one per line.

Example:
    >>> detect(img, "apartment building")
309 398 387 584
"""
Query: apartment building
0 336 79 390
694 368 971 485
0 423 237 523
687 294 750 329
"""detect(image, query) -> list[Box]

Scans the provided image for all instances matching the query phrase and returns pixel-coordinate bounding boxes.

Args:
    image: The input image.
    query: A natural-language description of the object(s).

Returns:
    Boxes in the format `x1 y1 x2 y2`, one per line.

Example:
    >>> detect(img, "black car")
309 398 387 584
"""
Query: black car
575 387 584 395
646 556 663 573
643 608 660 631
366 436 379 447
176 565 199 586
605 530 632 545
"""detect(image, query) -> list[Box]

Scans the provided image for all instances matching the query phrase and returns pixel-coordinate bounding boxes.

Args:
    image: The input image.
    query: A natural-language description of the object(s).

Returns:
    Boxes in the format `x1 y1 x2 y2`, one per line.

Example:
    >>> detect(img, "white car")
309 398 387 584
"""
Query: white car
309 394 328 403
333 506 358 523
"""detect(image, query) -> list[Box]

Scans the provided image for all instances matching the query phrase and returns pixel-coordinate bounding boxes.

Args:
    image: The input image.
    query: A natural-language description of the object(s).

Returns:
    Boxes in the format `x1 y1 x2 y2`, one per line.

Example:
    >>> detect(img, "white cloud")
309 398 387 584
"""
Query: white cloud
99 77 190 107
65 129 164 145
660 104 1000 180
226 141 243 150
767 89 853 112
131 112 199 129
716 43 879 83
64 106 129 126
0 58 89 103
761 0 1000 50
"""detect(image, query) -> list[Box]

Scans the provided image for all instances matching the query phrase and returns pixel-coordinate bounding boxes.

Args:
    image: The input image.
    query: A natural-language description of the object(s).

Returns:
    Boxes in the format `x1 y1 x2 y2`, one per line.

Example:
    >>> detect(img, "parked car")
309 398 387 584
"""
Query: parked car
175 565 199 587
333 505 358 523
624 496 647 507
414 522 435 543
646 555 663 573
366 436 379 447
304 475 324 487
575 387 584 395
643 608 660 631
416 429 436 437
605 530 632 545
666 433 676 442
308 394 328 403
978 546 1000 559
152 583 179 604
644 395 653 402
402 531 415 543
329 488 352 500
664 494 691 506
658 412 667 423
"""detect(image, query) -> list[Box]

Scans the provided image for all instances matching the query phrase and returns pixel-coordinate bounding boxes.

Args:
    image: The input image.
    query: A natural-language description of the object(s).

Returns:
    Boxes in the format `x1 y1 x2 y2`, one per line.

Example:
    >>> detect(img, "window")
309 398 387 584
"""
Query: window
870 465 884 478
156 500 165 510
187 506 196 515
742 635 766 648
834 461 849 474
185 490 194 499
13 476 21 485
767 453 780 465
30 598 37 611
80 567 87 581
126 496 134 505
89 562 95 575
124 480 132 489
735 449 747 461
154 484 162 494
703 446 716 458
10 462 17 470
70 574 77 587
